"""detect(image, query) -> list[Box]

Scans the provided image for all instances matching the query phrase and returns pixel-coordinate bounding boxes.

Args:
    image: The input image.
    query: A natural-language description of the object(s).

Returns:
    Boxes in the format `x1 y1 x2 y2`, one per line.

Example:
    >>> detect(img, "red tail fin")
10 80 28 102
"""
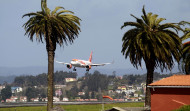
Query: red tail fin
89 51 93 62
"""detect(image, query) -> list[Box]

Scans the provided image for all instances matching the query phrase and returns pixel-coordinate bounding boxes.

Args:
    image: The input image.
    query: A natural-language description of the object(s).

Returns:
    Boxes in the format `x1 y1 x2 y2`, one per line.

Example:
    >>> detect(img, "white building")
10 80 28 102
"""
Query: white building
55 85 66 89
11 87 23 94
134 93 139 97
53 97 60 102
65 78 77 82
63 97 69 101
20 96 27 102
31 98 39 102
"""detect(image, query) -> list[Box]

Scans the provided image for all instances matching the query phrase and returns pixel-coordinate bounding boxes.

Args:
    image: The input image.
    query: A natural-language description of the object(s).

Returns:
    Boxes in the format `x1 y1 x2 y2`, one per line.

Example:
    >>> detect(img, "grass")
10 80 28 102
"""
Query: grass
0 102 144 111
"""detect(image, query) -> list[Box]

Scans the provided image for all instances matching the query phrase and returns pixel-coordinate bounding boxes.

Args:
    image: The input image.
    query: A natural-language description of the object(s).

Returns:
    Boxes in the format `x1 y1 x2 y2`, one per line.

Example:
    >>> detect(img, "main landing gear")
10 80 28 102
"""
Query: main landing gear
73 67 90 72
86 68 89 72
73 67 76 71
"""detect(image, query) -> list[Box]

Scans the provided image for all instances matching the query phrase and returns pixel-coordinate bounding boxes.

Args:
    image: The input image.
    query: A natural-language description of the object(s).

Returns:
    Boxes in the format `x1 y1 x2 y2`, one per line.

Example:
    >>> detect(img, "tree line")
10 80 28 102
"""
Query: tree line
12 70 173 88
0 70 172 101
13 71 77 87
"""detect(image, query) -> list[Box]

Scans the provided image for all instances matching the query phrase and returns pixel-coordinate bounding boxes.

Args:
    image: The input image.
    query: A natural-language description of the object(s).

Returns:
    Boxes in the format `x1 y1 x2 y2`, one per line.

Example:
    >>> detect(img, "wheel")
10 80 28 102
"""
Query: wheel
73 68 76 71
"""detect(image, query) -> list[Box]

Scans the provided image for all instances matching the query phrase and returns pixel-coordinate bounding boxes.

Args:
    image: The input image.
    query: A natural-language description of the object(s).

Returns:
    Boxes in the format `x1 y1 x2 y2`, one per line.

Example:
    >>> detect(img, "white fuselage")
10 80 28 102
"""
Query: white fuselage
70 59 91 68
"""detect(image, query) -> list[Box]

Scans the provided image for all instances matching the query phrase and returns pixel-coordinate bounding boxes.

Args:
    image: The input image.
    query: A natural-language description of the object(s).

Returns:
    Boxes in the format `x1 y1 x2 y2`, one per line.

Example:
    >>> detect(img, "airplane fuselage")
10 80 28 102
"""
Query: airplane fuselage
71 59 91 68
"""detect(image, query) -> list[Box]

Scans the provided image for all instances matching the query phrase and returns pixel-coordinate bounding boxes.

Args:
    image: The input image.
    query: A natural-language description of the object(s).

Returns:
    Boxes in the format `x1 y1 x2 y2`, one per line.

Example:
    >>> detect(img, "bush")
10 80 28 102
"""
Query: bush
173 105 190 111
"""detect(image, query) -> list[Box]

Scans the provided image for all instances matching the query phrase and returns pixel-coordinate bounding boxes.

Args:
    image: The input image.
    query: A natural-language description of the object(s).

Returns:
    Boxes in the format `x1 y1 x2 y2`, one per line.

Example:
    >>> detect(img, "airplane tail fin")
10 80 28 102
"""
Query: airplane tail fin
89 51 93 62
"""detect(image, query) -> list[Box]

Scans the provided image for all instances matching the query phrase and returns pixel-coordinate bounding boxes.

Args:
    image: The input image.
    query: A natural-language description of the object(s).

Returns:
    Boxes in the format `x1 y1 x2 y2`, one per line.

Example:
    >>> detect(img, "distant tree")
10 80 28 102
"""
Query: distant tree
112 71 116 77
1 85 12 101
122 92 126 99
13 71 77 87
84 90 89 99
86 71 109 92
14 76 25 87
54 71 77 84
91 91 95 99
25 87 38 102
41 92 47 98
97 87 102 101
22 0 81 110
66 85 78 100
121 6 182 107
36 73 47 85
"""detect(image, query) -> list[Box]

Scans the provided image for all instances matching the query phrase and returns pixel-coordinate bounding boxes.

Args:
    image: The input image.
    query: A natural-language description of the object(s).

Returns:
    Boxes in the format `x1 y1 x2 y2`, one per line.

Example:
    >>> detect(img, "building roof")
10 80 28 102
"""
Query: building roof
183 41 190 45
11 87 21 90
149 75 190 86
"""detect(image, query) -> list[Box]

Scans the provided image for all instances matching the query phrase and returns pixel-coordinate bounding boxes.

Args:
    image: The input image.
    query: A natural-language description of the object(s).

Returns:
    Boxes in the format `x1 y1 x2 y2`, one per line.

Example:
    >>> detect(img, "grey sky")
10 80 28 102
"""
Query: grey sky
0 0 190 71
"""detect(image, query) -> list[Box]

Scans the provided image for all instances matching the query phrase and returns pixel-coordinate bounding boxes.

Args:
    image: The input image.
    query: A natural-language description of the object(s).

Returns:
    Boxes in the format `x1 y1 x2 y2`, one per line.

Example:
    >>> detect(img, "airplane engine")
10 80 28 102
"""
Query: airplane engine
86 65 91 71
67 64 72 69
86 65 91 69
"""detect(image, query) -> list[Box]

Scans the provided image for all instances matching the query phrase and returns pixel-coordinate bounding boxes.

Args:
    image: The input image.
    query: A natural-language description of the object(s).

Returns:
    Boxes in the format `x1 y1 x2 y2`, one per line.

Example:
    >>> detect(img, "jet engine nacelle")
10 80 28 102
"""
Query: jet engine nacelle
86 65 91 69
67 64 72 69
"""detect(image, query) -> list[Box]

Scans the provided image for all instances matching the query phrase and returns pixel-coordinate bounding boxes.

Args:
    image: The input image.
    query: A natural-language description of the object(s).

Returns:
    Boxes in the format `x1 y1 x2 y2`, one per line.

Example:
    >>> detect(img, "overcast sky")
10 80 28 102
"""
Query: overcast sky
0 0 190 72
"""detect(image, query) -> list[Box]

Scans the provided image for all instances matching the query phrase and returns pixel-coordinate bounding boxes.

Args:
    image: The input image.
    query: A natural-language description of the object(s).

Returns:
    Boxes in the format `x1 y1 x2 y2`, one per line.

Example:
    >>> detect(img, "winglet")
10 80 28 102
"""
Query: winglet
89 51 93 62
111 60 115 64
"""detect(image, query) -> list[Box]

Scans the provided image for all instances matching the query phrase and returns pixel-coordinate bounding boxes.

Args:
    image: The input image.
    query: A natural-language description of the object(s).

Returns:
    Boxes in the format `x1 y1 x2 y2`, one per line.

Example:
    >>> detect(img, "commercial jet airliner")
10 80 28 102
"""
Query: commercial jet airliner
55 52 113 71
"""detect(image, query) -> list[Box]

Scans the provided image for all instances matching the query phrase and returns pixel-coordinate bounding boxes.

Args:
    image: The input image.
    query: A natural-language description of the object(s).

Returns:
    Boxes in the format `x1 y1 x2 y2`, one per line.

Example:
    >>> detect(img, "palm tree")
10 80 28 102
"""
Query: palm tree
121 6 182 108
178 21 190 74
181 41 190 74
22 0 81 110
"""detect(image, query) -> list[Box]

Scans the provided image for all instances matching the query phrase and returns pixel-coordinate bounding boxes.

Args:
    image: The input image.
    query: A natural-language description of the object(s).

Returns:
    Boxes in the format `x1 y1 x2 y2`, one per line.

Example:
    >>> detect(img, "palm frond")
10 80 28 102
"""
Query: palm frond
121 22 141 29
121 6 182 72
23 0 81 47
51 6 64 15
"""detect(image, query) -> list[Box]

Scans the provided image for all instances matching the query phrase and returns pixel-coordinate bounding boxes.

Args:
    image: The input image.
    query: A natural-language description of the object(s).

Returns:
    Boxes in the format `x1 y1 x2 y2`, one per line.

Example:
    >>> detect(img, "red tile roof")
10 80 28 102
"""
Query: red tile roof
183 41 190 45
149 75 190 86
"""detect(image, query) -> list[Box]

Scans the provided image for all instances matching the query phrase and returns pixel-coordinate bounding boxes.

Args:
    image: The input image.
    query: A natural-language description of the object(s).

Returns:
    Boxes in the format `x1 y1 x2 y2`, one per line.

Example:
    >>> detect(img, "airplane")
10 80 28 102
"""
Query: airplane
55 51 113 71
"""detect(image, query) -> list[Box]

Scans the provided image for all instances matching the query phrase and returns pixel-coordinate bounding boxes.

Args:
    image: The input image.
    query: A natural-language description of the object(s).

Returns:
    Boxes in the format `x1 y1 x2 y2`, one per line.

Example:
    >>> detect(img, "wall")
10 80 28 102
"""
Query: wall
151 88 190 111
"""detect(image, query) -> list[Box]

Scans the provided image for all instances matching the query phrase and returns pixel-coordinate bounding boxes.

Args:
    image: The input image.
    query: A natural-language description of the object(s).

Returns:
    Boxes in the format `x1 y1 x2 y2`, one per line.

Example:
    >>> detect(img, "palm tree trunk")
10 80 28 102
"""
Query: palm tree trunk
47 50 54 111
45 20 56 111
145 59 155 109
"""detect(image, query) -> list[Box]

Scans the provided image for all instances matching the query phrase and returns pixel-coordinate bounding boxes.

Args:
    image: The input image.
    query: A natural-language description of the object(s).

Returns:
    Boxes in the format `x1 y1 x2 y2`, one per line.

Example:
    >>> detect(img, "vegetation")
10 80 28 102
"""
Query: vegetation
173 105 190 111
0 102 144 111
181 41 190 74
178 21 190 74
2 70 173 102
1 1 189 110
1 85 12 101
82 71 109 92
22 0 81 110
121 6 182 107
13 71 77 86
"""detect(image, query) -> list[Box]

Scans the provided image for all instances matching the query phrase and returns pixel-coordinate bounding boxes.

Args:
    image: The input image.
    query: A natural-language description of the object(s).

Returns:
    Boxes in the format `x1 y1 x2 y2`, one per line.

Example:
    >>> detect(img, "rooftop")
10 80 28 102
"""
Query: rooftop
149 75 190 86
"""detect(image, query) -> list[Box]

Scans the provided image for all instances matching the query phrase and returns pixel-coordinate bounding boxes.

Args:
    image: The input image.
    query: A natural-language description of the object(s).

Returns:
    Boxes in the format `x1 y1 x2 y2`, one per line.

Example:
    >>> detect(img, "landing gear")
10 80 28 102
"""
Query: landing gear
73 67 76 71
86 68 89 72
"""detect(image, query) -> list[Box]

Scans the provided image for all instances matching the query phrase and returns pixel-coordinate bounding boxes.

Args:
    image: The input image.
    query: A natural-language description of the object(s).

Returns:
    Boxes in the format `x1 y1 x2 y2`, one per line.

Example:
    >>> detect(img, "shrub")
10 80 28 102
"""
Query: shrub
173 105 190 111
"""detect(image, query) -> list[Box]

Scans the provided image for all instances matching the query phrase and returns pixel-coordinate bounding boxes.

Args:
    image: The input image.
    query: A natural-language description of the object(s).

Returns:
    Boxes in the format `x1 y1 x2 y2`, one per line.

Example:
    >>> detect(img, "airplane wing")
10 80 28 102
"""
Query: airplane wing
91 60 114 66
55 60 70 65
91 63 111 66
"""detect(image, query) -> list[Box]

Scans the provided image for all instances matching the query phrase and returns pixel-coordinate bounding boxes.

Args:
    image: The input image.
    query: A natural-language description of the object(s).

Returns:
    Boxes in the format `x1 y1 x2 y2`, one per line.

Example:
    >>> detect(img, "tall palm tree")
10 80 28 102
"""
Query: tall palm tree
121 6 182 108
178 21 190 74
22 0 81 110
181 41 190 74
